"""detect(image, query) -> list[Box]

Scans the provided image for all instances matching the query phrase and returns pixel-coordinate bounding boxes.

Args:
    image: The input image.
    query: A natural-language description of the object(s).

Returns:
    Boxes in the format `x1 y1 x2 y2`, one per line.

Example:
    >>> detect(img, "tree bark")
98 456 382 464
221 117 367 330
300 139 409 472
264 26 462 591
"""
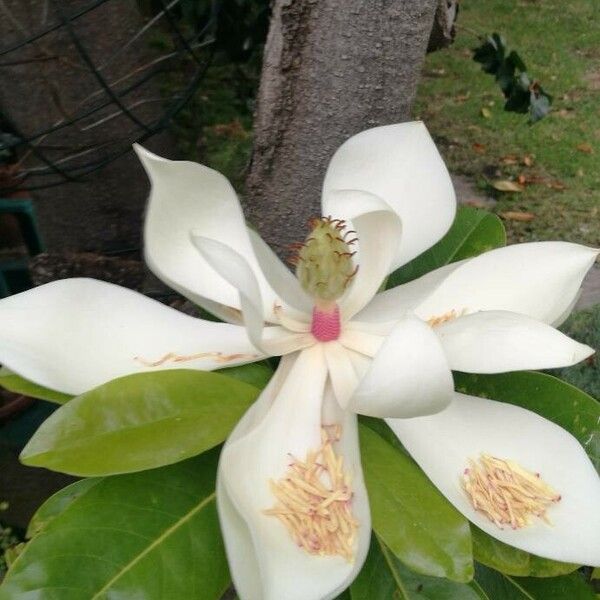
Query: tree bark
427 0 459 53
244 0 438 257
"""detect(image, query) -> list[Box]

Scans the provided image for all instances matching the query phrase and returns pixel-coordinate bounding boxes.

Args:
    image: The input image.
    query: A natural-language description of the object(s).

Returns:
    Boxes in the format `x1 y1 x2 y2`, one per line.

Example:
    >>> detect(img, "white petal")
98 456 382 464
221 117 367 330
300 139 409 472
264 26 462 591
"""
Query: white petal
247 228 313 316
327 190 401 319
388 393 600 566
135 145 292 322
414 242 599 326
322 122 456 270
0 279 261 395
324 341 360 409
219 346 370 600
191 235 265 351
436 310 594 373
355 261 466 322
344 316 454 418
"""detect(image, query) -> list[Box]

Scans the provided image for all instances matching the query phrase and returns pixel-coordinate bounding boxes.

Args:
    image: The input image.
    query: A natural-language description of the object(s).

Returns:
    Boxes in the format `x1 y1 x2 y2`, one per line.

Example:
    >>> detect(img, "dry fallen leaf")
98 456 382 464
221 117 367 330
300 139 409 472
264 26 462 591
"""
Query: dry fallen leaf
522 155 534 167
500 211 535 222
472 142 486 154
500 154 519 165
481 107 492 119
548 180 567 190
491 180 524 192
463 199 491 209
576 142 593 154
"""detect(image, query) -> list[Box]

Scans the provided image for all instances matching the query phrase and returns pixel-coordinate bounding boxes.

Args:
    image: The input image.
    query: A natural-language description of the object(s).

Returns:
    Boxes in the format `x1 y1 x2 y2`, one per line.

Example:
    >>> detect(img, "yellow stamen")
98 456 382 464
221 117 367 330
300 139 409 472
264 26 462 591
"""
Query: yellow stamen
134 351 259 367
462 454 561 530
427 308 465 327
264 425 358 561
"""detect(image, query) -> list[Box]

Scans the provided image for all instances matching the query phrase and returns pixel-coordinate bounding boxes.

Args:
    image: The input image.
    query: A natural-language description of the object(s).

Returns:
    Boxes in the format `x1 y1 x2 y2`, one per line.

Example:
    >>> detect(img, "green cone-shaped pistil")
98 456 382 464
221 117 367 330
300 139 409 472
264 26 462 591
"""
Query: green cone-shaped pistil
294 217 357 301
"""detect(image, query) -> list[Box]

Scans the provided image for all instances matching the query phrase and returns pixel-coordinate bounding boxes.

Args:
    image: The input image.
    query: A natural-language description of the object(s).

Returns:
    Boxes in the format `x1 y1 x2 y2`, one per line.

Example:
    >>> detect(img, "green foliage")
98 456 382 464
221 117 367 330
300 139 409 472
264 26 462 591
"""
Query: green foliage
350 534 480 599
387 205 506 288
359 425 473 582
217 361 273 389
471 526 578 577
0 368 72 404
415 0 600 248
473 563 596 599
555 305 600 400
473 33 552 123
20 370 260 476
454 370 600 471
0 450 229 599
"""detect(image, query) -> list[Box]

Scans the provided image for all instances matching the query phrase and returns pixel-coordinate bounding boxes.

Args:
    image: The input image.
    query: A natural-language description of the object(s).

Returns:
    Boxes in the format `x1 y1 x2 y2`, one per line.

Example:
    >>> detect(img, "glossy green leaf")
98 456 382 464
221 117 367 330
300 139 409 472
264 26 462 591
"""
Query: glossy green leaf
0 367 72 404
217 361 272 389
454 371 600 470
387 206 506 288
0 450 229 600
26 478 101 539
471 526 578 578
358 424 473 582
351 534 479 599
474 564 595 599
21 369 259 476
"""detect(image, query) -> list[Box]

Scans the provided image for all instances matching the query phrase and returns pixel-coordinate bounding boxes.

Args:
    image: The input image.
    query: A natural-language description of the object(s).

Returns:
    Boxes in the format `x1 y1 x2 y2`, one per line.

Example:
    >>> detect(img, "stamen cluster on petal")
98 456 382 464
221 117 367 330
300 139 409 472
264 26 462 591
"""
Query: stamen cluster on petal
263 425 358 561
462 454 561 530
290 217 358 302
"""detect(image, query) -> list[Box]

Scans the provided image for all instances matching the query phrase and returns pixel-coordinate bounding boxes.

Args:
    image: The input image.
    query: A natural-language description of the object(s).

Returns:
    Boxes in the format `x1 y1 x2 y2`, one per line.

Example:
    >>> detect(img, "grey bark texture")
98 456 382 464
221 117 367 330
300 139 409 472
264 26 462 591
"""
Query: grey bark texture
244 0 438 257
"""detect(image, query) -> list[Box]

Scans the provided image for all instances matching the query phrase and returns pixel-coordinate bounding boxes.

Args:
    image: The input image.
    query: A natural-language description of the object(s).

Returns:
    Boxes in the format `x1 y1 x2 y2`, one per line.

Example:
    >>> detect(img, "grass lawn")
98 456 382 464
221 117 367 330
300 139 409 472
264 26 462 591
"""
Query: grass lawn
414 0 600 246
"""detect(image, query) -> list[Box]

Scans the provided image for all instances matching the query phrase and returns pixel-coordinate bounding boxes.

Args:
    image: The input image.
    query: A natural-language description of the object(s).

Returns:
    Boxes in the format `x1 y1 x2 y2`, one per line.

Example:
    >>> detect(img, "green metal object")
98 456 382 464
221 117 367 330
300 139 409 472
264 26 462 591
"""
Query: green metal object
0 198 44 297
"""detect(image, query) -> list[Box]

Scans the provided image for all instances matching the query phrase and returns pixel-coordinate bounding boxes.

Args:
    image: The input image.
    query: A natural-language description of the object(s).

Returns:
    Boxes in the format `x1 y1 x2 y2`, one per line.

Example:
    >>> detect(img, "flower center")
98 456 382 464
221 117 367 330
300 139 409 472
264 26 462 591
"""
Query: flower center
462 454 561 530
263 425 358 561
290 216 358 303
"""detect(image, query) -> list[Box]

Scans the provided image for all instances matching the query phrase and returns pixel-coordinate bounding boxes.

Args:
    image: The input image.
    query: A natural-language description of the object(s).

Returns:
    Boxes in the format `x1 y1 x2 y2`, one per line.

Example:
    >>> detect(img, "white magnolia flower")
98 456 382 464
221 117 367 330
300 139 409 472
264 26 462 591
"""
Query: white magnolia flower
0 122 599 599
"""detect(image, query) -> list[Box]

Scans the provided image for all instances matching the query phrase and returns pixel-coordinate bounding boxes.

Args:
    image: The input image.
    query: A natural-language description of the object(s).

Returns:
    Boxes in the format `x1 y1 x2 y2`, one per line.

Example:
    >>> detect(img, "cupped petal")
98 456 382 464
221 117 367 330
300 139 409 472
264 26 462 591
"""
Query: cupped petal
0 278 262 395
387 393 600 566
342 315 454 418
414 242 599 326
322 122 456 271
326 189 402 320
435 310 594 373
135 145 297 322
219 346 371 600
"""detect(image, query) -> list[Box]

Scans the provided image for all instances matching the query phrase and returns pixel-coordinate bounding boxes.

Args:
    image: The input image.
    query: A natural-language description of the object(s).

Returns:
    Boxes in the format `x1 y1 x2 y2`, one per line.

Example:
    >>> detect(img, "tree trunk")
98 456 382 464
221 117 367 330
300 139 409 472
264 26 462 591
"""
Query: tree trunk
244 0 438 256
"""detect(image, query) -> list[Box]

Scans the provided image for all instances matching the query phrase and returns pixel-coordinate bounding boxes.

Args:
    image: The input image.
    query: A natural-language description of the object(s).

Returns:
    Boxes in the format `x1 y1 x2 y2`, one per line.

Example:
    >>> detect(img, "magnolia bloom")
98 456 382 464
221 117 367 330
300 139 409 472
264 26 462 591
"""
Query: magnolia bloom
0 122 599 599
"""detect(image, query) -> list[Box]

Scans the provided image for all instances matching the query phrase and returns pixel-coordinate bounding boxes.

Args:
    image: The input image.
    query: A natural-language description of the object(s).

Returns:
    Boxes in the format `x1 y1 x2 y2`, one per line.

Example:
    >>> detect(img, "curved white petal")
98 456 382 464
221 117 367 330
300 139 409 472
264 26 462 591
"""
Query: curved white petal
219 346 370 600
355 261 466 322
327 190 401 320
414 242 599 326
436 310 594 373
388 393 600 566
344 316 454 418
135 145 293 322
191 235 265 351
247 228 313 316
322 122 456 271
0 279 262 395
323 341 360 410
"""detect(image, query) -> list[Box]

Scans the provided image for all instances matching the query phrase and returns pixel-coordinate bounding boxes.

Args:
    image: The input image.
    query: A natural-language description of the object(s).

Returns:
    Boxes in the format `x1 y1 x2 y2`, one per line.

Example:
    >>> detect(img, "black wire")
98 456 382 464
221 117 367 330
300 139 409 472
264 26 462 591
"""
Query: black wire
0 0 218 192
0 0 112 57
49 0 153 133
